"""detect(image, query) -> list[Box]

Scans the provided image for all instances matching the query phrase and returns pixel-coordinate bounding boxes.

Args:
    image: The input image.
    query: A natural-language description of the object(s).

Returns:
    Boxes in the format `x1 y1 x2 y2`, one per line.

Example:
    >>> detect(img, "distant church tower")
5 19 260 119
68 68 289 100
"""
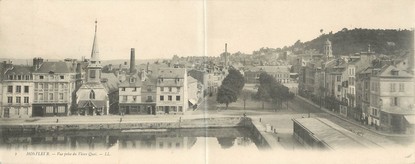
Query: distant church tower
87 20 102 83
324 39 333 61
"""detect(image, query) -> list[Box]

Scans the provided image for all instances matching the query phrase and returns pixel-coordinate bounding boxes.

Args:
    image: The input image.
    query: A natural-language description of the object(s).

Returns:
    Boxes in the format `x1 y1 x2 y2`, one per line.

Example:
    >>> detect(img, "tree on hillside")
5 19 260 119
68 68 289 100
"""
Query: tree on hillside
216 68 245 109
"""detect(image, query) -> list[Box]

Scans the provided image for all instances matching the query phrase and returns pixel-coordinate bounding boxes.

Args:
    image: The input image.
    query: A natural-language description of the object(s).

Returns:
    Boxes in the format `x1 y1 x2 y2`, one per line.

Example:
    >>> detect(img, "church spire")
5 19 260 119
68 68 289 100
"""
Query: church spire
91 20 100 63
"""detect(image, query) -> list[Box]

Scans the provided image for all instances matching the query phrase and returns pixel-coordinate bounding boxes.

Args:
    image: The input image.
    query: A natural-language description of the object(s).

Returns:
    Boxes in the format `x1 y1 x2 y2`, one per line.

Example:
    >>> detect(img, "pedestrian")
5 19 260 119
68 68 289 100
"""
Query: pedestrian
56 119 59 123
243 112 246 117
120 118 122 122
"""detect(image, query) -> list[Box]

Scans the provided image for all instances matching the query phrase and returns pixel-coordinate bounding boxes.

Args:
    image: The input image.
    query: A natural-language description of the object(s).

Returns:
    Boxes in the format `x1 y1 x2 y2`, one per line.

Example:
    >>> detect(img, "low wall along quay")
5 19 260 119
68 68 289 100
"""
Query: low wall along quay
0 116 275 149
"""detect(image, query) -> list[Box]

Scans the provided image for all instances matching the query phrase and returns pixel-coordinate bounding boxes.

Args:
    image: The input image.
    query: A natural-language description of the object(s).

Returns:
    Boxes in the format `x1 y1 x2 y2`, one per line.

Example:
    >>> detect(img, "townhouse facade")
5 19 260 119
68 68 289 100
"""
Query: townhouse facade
118 75 156 115
369 64 414 134
32 59 78 117
1 61 34 118
155 68 188 115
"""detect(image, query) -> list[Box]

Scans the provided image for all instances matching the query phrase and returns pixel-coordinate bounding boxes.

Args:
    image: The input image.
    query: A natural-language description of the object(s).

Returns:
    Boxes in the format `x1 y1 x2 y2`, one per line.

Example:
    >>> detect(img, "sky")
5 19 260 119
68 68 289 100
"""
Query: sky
0 0 414 60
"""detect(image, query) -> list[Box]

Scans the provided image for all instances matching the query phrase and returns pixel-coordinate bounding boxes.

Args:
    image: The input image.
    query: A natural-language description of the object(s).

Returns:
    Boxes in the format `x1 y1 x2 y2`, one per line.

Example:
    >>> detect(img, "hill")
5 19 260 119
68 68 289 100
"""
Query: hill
286 28 414 56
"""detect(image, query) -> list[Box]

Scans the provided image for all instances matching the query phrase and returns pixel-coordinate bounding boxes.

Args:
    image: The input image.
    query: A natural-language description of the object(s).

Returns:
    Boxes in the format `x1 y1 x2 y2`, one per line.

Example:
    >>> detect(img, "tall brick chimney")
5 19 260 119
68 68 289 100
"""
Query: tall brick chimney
130 48 135 74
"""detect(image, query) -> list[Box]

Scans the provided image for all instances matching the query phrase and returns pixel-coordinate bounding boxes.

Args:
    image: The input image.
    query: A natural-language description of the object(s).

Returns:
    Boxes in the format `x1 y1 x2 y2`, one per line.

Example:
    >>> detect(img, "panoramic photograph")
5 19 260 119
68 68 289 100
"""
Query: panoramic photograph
0 0 414 163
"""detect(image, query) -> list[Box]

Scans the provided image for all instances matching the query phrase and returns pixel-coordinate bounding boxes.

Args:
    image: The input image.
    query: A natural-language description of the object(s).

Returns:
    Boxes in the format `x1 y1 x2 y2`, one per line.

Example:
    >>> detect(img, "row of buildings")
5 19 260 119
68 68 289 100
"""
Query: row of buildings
0 21 203 118
297 39 414 134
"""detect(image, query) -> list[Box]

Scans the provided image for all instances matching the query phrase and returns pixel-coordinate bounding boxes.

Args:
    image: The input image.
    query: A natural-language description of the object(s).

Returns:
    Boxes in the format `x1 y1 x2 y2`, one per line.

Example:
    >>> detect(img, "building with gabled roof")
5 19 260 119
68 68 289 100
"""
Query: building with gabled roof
155 68 188 115
75 21 109 116
369 63 414 134
31 58 78 117
1 61 34 118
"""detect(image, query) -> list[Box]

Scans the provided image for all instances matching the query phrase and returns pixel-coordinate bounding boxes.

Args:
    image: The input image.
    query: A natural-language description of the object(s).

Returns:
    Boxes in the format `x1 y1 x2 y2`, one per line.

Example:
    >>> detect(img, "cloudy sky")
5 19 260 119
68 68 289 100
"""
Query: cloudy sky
0 0 413 60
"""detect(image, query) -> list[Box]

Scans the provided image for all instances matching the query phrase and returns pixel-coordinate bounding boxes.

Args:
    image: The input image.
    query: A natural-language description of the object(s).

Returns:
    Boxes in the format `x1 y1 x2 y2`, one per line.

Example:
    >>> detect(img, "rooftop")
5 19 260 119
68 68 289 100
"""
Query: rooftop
292 117 379 150
35 62 76 74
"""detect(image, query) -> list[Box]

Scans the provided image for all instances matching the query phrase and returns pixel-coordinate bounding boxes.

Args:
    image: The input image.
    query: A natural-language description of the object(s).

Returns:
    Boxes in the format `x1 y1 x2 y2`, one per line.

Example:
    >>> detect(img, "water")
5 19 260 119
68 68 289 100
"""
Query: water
0 128 265 151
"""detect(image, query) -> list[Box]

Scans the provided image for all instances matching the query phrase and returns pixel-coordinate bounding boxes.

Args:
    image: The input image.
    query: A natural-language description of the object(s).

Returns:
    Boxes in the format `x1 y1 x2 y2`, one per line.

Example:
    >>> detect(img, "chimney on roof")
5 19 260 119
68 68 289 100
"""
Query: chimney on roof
76 63 81 73
130 48 136 74
33 57 43 71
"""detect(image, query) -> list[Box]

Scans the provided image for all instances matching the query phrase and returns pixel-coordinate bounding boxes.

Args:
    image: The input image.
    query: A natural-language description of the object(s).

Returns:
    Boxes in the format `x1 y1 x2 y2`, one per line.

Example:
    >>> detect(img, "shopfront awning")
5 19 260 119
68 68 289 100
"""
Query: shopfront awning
78 100 107 108
189 99 197 105
404 115 415 125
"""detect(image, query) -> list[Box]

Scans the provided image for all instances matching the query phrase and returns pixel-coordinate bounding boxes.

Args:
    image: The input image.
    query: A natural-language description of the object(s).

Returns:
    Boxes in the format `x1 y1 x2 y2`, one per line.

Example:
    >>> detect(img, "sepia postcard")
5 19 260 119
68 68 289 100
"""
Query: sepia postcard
0 0 414 163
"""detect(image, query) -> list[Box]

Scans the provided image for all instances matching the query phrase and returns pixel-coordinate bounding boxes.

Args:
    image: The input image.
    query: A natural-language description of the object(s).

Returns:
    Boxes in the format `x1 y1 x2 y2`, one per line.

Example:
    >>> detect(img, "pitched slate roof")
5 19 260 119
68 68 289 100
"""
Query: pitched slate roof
119 75 142 87
101 72 119 92
5 65 33 75
157 68 186 79
35 62 76 73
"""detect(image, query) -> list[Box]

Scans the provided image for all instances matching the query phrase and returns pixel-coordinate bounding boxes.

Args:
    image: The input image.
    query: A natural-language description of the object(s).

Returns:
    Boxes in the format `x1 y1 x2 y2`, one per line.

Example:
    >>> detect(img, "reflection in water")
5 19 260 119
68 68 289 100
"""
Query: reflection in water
0 128 261 151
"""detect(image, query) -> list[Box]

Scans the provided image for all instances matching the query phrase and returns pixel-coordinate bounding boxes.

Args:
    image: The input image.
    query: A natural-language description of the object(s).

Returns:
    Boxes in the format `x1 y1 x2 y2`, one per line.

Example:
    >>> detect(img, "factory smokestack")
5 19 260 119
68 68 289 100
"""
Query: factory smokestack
130 48 136 74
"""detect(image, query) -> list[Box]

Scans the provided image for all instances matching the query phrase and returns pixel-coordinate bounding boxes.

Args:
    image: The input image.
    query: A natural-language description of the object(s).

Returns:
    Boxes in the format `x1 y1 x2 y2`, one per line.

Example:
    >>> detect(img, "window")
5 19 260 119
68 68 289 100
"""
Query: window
7 86 13 93
169 87 172 92
58 106 65 113
39 93 44 100
390 83 396 92
39 83 43 89
16 86 21 93
147 87 152 92
48 84 53 90
8 75 13 80
147 96 153 101
391 97 398 106
60 75 64 79
40 75 44 80
89 70 96 78
121 87 126 91
24 86 29 93
176 96 180 101
168 95 172 101
59 93 64 100
89 90 95 99
176 87 180 92
24 97 29 103
133 96 137 101
337 85 341 92
123 96 127 102
391 70 399 76
7 97 12 103
399 83 404 92
25 75 30 80
160 96 164 101
46 106 53 113
17 75 21 80
178 106 183 112
49 93 54 100
16 97 21 103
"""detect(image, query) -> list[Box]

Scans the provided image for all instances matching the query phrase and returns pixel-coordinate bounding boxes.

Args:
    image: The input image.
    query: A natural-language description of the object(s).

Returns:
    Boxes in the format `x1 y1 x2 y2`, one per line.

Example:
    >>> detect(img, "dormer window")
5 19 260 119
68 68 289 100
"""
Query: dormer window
130 77 135 83
391 70 399 76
